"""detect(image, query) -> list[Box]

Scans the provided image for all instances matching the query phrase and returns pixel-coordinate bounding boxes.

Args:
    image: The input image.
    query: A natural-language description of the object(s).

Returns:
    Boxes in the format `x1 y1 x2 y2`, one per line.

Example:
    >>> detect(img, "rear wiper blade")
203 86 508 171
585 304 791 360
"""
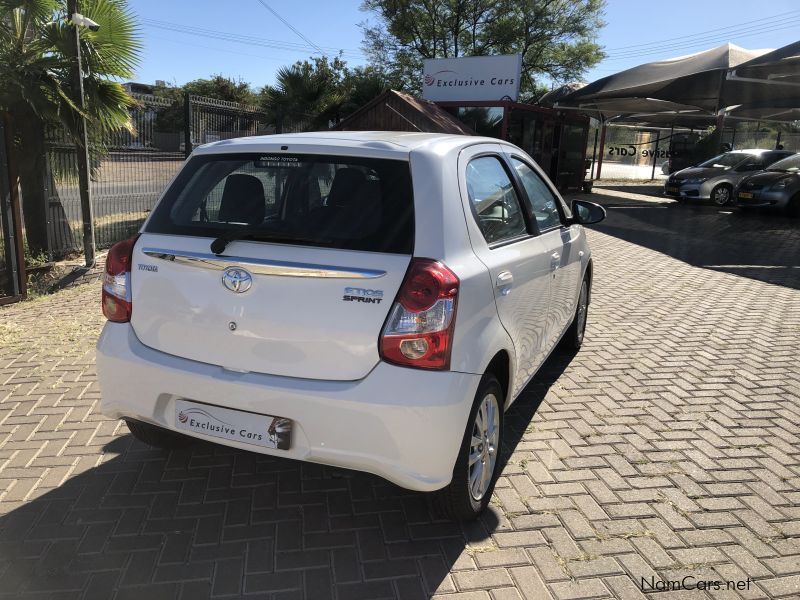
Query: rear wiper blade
211 229 333 254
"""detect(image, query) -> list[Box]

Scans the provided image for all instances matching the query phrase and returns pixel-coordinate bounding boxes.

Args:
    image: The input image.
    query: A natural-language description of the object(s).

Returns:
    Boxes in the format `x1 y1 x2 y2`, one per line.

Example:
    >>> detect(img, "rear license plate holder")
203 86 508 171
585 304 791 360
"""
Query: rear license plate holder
175 399 291 450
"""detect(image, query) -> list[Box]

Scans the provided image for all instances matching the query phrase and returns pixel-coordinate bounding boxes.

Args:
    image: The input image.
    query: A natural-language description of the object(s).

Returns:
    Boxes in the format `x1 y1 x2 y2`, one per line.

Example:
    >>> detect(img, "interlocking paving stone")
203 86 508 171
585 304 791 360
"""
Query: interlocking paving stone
1 192 799 598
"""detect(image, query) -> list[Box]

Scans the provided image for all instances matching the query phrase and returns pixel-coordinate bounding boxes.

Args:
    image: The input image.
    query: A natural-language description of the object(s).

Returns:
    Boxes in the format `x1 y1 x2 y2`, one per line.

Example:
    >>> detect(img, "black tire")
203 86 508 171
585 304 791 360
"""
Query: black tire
125 419 191 449
711 184 732 206
433 374 504 521
561 275 590 351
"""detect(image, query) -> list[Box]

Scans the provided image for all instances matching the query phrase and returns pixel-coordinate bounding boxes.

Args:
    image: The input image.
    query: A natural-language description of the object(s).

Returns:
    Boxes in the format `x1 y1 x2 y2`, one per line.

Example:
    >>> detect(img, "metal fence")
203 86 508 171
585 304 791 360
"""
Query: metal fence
41 93 270 258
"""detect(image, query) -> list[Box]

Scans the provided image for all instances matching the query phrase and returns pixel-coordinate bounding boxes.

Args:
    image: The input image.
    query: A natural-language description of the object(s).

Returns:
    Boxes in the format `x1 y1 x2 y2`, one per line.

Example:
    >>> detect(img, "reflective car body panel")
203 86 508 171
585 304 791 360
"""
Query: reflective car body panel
735 167 800 210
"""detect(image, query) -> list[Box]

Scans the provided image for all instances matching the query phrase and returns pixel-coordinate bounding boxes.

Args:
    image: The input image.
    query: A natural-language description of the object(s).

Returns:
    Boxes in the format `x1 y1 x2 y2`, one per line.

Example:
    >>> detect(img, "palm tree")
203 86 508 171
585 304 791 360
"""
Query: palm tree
261 61 343 133
260 59 389 133
0 0 140 255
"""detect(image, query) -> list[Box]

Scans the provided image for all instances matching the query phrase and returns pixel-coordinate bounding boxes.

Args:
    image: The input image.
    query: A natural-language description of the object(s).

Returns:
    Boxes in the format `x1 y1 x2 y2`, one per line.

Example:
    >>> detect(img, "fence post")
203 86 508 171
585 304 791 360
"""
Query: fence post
183 93 193 158
1 113 26 301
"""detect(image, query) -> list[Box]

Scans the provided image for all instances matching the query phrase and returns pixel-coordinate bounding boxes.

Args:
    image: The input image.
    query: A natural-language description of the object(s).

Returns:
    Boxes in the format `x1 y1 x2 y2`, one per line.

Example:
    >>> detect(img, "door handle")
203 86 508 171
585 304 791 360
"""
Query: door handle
550 252 561 272
495 271 513 296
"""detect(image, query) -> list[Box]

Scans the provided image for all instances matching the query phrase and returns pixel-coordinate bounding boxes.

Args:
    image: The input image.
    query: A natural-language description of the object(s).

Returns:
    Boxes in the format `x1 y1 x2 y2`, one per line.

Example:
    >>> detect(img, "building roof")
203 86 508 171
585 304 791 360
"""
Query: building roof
335 89 475 135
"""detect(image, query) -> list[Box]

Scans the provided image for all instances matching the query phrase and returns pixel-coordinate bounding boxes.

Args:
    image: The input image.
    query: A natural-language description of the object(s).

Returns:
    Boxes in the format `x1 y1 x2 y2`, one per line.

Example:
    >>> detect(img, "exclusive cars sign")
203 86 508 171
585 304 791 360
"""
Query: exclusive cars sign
422 55 522 102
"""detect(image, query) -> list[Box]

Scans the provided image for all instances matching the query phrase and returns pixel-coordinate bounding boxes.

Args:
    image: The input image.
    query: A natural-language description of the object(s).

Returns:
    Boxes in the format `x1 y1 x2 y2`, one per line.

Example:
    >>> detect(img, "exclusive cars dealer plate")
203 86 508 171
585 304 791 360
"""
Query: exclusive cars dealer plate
175 399 291 450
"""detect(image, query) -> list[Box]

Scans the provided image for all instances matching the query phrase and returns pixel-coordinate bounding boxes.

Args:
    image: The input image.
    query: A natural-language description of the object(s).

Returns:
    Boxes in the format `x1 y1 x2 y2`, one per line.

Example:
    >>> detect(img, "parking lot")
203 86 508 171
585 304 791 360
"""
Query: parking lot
0 186 798 599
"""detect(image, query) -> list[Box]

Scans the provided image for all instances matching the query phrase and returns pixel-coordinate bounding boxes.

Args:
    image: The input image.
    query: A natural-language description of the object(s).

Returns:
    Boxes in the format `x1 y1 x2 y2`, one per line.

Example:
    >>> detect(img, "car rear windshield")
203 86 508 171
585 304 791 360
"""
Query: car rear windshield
145 153 414 254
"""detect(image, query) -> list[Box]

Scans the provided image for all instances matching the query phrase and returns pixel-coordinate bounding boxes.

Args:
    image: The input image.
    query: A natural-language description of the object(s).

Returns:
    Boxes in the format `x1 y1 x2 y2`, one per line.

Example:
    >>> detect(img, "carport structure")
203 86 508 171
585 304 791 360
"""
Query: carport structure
555 41 800 177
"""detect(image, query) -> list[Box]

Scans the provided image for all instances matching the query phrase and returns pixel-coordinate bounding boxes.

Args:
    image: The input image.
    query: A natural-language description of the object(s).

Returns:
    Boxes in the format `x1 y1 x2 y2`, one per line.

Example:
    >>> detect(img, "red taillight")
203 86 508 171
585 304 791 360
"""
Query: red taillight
380 258 459 370
102 235 139 322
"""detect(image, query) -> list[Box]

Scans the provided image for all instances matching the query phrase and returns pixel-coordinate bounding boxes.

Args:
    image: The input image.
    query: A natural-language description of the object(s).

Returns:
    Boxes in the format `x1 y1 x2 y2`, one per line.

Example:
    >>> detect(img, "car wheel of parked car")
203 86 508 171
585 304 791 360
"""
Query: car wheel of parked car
711 184 732 206
125 419 191 449
561 276 590 351
434 374 503 521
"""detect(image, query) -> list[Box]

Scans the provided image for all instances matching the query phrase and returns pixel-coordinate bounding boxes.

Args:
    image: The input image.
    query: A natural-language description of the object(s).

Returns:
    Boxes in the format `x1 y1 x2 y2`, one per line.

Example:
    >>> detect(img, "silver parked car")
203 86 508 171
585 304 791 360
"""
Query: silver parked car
664 149 793 206
735 152 800 216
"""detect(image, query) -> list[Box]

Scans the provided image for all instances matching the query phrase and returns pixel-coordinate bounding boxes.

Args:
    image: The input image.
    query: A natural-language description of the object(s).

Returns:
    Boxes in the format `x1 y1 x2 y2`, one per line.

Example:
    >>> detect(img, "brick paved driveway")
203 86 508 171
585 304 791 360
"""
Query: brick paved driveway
1 192 798 599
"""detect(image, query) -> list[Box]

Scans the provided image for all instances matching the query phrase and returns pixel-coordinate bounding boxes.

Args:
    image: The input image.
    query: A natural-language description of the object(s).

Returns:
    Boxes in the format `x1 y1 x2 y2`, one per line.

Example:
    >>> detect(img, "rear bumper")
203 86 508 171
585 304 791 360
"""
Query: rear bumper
96 323 481 491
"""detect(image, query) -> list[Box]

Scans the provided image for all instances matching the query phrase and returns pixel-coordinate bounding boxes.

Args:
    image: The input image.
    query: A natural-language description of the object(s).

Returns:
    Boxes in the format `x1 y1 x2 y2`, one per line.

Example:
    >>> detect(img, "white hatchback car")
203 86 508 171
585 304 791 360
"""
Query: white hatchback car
96 132 605 520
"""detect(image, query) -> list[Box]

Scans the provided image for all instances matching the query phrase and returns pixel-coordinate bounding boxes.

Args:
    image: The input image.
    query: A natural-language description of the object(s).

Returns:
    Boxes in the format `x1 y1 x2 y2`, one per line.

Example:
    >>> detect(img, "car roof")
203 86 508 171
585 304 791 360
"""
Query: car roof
193 131 499 158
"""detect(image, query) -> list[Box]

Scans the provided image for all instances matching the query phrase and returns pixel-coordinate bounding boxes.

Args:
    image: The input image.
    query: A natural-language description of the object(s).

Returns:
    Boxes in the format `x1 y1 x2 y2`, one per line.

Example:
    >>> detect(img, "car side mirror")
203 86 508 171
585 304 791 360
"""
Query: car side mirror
571 200 606 225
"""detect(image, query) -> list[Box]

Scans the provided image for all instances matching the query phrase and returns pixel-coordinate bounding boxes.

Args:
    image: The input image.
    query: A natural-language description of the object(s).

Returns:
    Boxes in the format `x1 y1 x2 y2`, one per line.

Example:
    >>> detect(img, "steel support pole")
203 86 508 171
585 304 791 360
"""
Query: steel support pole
68 0 95 268
589 128 598 179
650 131 661 180
595 122 607 180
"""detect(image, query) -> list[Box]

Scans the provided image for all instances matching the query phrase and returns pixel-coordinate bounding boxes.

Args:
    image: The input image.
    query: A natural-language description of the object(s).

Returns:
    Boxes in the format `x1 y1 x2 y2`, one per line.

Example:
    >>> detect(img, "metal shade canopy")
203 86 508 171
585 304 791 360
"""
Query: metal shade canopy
557 42 800 118
612 111 716 128
732 40 800 82
728 98 800 122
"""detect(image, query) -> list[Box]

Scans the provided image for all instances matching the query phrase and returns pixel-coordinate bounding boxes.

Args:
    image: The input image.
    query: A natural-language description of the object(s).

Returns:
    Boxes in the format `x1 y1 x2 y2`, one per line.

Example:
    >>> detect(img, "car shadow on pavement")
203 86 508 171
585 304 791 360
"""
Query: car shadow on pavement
587 196 800 290
0 352 573 600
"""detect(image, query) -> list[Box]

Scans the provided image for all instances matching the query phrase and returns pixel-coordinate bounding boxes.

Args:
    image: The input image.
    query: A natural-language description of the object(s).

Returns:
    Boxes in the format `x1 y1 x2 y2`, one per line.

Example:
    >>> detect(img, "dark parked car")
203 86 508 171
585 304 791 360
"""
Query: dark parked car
735 153 800 216
664 149 793 205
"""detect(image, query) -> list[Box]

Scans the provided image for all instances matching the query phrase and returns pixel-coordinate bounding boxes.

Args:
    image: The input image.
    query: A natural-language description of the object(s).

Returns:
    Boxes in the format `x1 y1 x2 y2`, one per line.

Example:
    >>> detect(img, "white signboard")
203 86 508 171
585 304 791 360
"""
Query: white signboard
422 55 523 102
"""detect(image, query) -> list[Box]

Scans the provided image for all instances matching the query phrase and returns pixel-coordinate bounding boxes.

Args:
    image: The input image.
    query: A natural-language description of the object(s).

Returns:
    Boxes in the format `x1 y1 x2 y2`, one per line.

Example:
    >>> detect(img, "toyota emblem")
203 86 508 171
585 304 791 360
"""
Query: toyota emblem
221 267 252 293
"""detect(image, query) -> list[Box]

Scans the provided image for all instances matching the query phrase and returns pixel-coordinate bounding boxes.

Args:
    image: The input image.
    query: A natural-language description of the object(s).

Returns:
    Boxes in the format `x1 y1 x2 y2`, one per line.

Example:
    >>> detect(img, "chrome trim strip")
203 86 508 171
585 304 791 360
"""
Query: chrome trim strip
141 247 386 279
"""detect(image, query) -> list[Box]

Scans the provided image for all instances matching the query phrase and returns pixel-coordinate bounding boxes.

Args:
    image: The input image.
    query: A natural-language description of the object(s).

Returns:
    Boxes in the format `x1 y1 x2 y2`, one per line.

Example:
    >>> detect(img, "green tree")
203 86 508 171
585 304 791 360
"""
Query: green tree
0 0 141 255
152 75 258 134
182 75 257 105
360 0 606 94
259 56 388 131
338 66 389 117
260 56 347 131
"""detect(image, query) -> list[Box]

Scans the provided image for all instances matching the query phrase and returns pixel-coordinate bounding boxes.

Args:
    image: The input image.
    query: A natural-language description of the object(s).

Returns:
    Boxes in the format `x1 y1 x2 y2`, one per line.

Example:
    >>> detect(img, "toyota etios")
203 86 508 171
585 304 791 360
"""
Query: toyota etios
96 132 605 520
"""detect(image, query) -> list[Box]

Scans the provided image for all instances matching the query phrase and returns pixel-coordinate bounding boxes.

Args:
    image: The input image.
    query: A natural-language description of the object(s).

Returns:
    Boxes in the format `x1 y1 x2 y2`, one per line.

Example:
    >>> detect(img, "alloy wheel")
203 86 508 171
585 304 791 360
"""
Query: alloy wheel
468 393 500 501
713 186 731 206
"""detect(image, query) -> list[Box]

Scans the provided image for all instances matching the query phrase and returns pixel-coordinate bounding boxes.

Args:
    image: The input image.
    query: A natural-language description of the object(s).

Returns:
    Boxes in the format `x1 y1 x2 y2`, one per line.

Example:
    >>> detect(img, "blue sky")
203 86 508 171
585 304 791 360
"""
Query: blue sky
129 0 800 91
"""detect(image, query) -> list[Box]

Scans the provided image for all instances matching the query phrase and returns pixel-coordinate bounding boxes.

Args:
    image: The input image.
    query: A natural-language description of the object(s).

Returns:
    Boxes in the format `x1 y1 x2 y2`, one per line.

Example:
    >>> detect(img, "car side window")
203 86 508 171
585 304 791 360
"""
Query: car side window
510 158 563 231
465 156 528 244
